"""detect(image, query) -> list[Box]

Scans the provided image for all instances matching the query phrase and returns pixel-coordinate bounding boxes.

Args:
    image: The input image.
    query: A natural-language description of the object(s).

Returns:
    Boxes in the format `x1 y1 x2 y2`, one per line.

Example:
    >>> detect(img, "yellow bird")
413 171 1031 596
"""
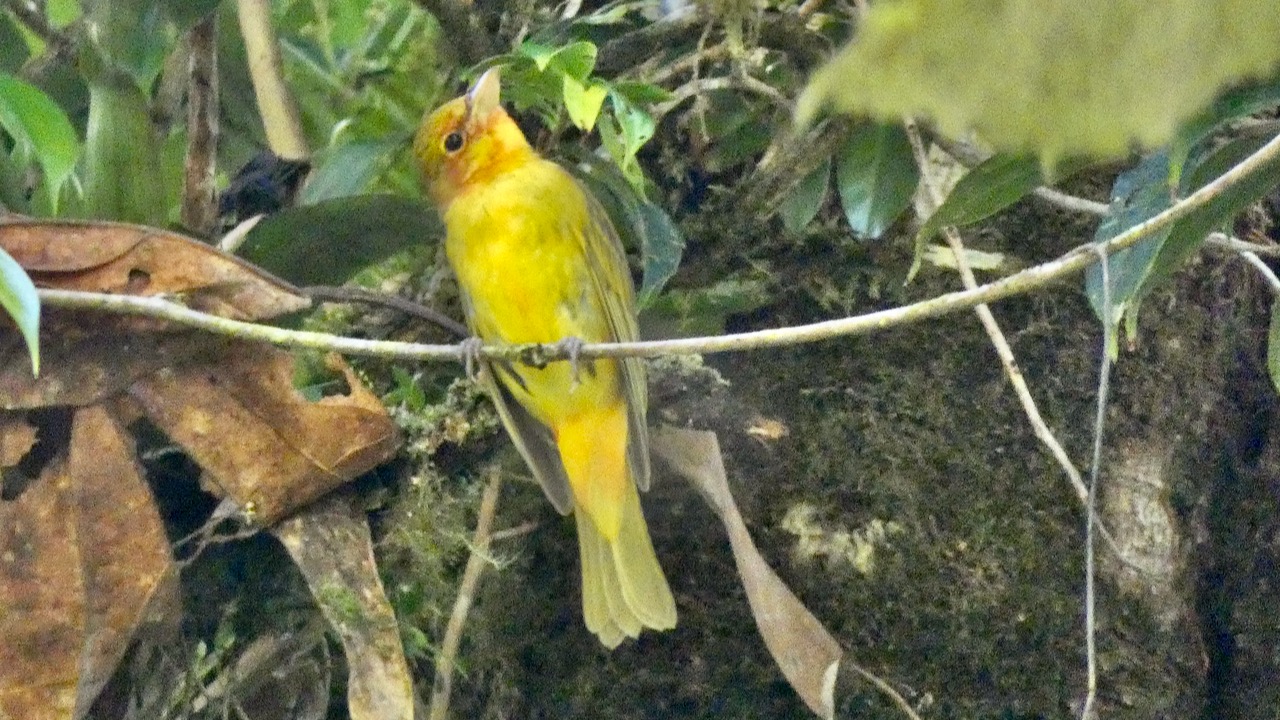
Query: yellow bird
413 69 676 647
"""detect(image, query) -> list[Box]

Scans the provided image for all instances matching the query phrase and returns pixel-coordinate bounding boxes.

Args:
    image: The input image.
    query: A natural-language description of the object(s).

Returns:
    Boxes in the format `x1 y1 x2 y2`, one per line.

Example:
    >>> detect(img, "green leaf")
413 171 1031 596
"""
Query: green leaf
835 122 918 239
798 0 1280 161
778 155 831 233
0 13 31 74
238 194 441 287
1269 301 1280 396
0 244 40 376
610 81 675 105
637 201 684 304
1085 151 1172 328
915 154 1042 243
547 41 598 81
521 42 559 72
302 140 402 204
1139 134 1280 300
519 40 597 80
1170 71 1280 183
562 76 608 131
83 81 165 223
0 74 80 207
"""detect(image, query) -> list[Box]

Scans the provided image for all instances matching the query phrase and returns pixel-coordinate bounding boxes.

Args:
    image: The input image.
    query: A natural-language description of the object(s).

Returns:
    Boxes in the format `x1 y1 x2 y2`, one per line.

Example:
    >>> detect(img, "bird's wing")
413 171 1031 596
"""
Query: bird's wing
572 171 652 490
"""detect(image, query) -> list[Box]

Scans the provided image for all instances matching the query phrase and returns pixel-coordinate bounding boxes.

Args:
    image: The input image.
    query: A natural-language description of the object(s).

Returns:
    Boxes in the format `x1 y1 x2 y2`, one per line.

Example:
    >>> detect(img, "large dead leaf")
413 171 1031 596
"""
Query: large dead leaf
129 346 401 525
0 219 404 720
0 458 82 720
0 219 309 320
651 425 842 720
275 493 413 720
0 406 178 720
68 405 178 717
0 315 218 409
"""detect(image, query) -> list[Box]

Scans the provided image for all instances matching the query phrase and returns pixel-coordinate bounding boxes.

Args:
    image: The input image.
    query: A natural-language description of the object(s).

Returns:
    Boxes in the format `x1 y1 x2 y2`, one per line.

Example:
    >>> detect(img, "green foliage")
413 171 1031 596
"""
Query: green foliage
238 194 441 286
1269 303 1280 396
799 0 1280 161
0 73 79 213
1087 134 1280 342
834 121 919 239
779 156 832 233
0 245 40 375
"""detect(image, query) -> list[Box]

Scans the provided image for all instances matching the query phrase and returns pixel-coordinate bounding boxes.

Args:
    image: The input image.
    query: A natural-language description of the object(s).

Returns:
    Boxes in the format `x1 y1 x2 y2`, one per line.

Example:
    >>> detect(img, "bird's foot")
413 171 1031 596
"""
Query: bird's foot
460 336 485 382
555 336 586 387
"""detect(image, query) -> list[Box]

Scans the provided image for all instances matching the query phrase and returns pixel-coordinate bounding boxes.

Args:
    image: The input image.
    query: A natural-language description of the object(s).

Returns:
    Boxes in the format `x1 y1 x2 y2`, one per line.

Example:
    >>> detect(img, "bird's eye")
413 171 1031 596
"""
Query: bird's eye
443 132 465 153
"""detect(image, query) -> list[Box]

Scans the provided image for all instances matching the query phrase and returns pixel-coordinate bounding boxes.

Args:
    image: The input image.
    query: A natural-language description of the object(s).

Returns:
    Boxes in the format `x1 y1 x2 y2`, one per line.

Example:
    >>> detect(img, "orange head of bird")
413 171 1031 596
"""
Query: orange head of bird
413 68 534 209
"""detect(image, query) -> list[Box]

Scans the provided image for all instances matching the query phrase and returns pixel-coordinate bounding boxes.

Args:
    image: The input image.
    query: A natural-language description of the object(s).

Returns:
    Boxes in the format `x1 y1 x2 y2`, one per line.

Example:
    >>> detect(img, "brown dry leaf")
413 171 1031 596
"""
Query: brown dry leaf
0 314 218 409
68 405 178 717
0 218 309 320
650 425 842 720
274 492 413 720
130 345 401 524
0 458 83 720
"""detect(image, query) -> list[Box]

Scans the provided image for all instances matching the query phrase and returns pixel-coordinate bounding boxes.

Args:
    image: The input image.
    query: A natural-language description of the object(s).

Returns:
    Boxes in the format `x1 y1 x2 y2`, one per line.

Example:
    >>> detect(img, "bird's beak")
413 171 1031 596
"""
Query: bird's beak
465 67 502 128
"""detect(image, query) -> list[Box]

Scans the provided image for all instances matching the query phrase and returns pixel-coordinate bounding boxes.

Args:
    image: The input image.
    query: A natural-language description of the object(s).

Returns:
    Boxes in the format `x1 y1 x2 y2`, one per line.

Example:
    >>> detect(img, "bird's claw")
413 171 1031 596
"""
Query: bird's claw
556 336 586 387
460 336 485 382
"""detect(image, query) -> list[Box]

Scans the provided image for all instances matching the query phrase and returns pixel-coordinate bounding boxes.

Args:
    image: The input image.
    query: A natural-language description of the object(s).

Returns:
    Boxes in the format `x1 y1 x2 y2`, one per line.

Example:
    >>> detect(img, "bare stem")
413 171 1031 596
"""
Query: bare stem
429 467 503 720
235 0 308 159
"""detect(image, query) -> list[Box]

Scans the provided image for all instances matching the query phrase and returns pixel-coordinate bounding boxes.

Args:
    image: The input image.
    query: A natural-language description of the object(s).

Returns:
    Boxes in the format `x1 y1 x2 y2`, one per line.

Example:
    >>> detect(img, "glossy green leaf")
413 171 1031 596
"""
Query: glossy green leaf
778 155 831 233
562 76 608 131
1085 151 1172 328
238 194 441 287
835 122 918 239
915 154 1041 243
0 244 40 375
302 140 402 204
0 74 80 205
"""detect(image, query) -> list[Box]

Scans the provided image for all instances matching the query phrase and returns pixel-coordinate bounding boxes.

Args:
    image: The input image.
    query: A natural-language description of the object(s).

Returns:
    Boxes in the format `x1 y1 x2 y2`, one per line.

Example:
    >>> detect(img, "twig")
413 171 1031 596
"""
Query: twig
1238 250 1280 295
235 0 309 159
904 122 1093 506
489 521 539 542
181 14 220 237
429 466 503 720
1033 187 1108 216
303 285 469 338
1081 244 1115 720
1206 232 1280 258
847 660 924 720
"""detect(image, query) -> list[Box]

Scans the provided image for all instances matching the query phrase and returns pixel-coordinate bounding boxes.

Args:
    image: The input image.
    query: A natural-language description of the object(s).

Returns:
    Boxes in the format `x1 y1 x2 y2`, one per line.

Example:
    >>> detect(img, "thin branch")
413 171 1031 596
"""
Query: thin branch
847 660 924 720
26 124 1280 365
1238 250 1280 295
303 285 469 338
1081 244 1115 720
429 466 503 720
1206 232 1280 258
1033 187 1108 216
235 0 309 159
905 124 1092 505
